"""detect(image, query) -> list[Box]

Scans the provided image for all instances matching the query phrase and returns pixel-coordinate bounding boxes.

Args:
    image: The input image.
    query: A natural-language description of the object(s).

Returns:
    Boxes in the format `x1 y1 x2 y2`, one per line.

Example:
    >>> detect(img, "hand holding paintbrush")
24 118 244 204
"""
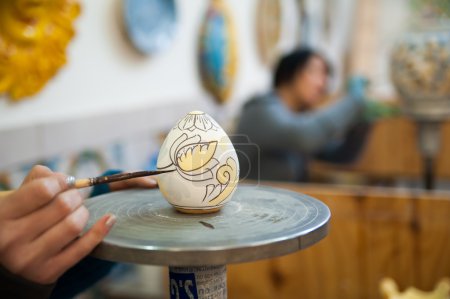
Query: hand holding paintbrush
0 169 174 197
0 165 172 285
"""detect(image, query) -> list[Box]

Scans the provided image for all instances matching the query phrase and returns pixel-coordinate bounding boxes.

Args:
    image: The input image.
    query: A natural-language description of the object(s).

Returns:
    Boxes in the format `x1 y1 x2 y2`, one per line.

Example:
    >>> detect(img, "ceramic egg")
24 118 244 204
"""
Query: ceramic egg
157 111 239 214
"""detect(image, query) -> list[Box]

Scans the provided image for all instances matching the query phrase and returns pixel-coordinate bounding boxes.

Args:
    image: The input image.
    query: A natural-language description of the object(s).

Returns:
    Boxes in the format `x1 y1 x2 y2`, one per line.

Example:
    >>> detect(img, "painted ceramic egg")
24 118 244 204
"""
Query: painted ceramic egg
157 111 239 214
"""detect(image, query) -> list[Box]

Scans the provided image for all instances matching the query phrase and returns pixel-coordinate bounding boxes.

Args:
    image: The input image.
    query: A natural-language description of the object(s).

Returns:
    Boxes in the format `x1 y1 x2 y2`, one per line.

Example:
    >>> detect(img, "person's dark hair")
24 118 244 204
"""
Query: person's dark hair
273 47 332 88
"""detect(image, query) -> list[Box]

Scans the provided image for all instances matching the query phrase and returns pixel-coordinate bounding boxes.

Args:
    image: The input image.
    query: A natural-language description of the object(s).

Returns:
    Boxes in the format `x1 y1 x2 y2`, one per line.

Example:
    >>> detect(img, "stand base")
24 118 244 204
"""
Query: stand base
417 121 441 190
174 206 222 214
169 265 227 299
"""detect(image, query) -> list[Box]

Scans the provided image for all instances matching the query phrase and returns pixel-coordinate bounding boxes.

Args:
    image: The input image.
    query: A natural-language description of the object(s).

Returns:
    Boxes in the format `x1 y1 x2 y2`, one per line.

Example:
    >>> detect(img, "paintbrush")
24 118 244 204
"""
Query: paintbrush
0 169 174 197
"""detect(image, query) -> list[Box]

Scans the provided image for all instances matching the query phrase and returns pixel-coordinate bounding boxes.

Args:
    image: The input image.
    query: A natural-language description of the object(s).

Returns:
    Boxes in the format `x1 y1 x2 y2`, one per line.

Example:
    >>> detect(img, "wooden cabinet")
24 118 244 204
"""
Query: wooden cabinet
228 183 450 299
311 118 450 179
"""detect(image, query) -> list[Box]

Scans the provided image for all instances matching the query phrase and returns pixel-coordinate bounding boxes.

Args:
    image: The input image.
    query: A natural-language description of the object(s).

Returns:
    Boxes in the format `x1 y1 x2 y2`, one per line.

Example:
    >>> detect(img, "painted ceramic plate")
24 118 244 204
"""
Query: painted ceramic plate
257 0 302 67
123 0 177 54
256 0 282 66
198 0 237 104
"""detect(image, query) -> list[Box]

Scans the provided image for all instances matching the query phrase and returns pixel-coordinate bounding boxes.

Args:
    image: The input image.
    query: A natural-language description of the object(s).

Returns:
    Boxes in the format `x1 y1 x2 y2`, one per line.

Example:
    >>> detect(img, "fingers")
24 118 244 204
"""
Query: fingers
21 165 53 185
17 190 84 242
32 206 90 258
2 174 68 219
109 176 157 192
5 214 115 285
49 214 116 279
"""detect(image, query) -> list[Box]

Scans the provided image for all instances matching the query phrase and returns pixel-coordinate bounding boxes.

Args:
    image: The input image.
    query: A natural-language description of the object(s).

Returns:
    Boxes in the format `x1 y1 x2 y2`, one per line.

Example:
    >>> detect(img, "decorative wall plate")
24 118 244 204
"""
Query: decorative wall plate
123 0 177 54
256 0 282 66
257 0 302 67
0 0 80 101
198 0 238 104
69 150 108 196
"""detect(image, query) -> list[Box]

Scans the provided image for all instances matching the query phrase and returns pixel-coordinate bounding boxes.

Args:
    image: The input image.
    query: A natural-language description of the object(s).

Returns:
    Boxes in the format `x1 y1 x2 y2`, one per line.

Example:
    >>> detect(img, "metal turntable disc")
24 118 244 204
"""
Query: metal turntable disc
85 185 330 266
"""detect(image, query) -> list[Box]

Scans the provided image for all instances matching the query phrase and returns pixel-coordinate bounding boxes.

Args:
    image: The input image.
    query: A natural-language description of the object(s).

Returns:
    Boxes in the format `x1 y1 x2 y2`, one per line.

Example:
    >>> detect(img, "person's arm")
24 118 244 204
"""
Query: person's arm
314 121 372 163
314 75 399 164
240 95 365 155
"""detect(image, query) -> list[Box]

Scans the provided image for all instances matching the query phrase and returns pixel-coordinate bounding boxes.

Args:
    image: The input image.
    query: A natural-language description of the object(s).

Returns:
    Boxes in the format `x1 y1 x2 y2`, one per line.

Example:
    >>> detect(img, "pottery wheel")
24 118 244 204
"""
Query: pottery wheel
85 185 330 266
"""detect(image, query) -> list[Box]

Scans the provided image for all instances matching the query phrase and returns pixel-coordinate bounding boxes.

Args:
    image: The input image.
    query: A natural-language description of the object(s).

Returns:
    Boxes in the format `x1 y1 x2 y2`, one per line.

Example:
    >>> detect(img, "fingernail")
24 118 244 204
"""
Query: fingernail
148 178 157 185
105 214 116 229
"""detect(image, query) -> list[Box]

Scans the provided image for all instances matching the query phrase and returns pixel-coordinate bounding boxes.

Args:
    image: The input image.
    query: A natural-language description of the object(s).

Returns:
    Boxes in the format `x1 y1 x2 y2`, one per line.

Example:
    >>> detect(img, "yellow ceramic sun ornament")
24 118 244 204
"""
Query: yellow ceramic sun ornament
0 0 80 101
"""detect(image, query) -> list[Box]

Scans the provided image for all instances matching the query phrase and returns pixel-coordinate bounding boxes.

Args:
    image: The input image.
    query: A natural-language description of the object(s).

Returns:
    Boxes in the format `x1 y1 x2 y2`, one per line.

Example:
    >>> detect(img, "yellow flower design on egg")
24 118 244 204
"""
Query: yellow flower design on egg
177 141 218 172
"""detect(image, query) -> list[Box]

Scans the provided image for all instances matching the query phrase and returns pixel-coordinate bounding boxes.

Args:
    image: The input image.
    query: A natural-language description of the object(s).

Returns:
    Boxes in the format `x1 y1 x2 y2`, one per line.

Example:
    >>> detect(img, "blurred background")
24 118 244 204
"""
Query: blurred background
0 0 449 298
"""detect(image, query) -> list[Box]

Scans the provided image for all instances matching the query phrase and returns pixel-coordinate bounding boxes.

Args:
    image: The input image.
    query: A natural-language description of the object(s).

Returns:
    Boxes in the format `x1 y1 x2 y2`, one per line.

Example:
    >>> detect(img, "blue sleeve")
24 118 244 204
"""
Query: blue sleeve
50 257 117 299
89 169 122 197
0 265 55 299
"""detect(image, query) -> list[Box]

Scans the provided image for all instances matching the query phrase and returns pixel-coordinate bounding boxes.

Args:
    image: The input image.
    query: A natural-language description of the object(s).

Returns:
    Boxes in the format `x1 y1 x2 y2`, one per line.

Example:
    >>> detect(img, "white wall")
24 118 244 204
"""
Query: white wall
0 0 270 130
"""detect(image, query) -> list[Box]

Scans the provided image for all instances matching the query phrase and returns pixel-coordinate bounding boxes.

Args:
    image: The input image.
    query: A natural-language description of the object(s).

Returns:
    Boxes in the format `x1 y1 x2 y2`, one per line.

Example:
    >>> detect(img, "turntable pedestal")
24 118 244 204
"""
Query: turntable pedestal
85 185 330 299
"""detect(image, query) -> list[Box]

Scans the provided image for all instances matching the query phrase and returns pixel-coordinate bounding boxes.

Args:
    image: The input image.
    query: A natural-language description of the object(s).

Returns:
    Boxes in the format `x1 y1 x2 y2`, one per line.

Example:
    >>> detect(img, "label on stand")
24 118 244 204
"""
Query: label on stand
169 265 227 299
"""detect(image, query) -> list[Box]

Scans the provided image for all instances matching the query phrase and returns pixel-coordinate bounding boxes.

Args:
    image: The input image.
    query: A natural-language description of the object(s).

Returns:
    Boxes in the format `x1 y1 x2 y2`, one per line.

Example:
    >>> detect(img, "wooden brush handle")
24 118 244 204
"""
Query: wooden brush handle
72 170 173 188
0 190 13 197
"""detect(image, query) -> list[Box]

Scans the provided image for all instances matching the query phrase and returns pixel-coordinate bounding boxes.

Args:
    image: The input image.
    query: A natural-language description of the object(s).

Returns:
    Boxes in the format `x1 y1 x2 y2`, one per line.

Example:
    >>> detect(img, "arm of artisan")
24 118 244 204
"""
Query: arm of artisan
238 93 365 154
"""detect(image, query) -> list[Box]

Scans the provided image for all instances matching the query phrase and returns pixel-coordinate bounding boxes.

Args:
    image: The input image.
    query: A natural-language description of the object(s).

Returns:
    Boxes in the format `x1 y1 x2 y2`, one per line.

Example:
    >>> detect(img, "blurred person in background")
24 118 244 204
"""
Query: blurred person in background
234 47 373 182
